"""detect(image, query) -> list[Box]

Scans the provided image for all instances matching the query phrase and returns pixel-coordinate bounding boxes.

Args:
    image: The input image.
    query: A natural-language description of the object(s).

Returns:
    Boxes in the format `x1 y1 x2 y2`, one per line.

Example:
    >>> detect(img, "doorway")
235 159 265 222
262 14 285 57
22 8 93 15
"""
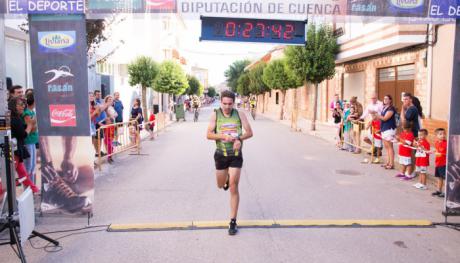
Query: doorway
378 64 415 112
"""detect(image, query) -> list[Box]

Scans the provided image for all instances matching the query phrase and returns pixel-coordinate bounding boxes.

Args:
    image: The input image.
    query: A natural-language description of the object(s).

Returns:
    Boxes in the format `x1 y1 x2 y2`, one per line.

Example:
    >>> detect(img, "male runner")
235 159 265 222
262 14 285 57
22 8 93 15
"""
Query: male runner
207 90 253 235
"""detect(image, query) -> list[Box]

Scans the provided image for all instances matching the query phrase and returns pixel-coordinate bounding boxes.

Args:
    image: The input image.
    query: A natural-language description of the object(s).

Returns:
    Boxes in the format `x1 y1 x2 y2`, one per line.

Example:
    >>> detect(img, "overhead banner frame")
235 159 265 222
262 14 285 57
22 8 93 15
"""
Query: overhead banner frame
2 0 460 23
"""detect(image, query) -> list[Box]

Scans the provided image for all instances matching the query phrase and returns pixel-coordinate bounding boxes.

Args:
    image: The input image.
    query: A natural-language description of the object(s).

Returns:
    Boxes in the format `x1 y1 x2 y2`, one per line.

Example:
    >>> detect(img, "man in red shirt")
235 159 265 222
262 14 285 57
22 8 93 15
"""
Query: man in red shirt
397 122 415 180
433 128 447 198
147 111 156 140
413 129 430 190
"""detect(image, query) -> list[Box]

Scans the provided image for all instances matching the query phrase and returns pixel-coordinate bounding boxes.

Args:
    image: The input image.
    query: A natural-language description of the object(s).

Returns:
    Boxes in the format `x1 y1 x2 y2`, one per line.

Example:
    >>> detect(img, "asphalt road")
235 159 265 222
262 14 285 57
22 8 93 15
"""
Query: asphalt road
2 103 460 263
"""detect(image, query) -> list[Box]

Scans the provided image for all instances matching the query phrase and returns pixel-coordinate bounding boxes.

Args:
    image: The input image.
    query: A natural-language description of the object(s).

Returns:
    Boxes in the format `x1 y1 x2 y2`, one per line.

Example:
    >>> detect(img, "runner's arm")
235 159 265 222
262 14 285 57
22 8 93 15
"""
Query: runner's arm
238 110 253 141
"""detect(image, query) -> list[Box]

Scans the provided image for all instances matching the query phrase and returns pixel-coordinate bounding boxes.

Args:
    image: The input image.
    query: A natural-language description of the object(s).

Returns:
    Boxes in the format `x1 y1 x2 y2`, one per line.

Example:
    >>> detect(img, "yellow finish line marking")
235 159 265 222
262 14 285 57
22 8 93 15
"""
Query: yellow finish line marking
108 220 433 232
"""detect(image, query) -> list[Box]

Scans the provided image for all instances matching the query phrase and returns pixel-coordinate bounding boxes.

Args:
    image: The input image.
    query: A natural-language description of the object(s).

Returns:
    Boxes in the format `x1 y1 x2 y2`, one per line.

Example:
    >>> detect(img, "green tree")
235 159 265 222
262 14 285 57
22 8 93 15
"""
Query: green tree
207 87 217 97
154 61 189 96
128 56 159 118
285 24 338 130
263 59 300 120
225 60 251 92
185 75 204 96
236 72 250 97
248 62 269 113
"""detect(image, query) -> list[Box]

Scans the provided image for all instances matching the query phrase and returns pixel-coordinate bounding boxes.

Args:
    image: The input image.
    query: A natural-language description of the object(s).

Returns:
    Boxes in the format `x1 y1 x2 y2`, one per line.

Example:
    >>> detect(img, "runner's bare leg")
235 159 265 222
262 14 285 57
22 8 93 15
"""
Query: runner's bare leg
228 167 241 219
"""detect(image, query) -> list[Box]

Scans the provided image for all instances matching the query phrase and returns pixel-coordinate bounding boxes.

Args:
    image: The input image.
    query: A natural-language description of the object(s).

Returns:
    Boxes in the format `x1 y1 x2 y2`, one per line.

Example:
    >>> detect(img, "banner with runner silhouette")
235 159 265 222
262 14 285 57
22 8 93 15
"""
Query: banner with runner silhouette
446 19 460 215
29 15 94 215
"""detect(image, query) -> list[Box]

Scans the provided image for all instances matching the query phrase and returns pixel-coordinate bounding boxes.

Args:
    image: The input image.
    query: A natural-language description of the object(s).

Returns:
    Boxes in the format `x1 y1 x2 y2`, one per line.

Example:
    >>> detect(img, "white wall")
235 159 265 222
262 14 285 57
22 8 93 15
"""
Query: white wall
432 24 455 121
5 37 28 88
343 71 365 103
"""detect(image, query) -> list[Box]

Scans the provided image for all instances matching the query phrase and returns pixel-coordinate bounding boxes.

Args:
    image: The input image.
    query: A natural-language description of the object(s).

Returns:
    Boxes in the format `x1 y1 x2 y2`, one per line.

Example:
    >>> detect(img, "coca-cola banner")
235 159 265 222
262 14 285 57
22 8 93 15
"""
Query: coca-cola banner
446 19 460 215
29 15 94 215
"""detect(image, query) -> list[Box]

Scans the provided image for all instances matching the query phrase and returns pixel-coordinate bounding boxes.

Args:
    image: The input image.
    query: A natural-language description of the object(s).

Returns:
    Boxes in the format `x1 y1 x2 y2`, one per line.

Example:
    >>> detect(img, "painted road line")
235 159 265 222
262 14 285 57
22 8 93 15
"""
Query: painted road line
108 222 192 232
273 220 433 227
108 219 433 232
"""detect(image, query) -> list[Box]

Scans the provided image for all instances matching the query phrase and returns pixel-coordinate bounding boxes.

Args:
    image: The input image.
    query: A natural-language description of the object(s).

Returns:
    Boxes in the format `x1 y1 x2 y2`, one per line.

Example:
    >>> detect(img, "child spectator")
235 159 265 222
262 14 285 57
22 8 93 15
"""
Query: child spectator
432 128 447 198
341 102 353 152
147 111 156 140
104 117 115 163
332 101 343 148
363 113 382 164
396 122 415 180
128 121 137 146
413 129 430 190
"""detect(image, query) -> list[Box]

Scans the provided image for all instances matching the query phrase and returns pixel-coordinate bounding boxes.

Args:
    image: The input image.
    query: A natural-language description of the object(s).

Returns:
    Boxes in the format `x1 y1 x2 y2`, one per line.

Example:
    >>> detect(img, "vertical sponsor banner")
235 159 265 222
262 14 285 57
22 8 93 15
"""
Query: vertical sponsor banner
0 16 8 210
446 19 460 215
29 15 93 215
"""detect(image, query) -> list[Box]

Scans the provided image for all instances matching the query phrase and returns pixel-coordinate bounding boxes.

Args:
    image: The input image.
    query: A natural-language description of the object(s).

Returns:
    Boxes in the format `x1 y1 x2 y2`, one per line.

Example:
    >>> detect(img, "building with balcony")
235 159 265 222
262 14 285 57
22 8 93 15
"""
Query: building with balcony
249 22 453 139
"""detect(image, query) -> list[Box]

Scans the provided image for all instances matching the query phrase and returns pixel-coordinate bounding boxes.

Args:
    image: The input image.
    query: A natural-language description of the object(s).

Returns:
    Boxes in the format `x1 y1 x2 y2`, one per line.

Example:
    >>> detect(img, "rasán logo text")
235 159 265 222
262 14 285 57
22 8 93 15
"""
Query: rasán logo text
390 0 424 9
38 31 76 53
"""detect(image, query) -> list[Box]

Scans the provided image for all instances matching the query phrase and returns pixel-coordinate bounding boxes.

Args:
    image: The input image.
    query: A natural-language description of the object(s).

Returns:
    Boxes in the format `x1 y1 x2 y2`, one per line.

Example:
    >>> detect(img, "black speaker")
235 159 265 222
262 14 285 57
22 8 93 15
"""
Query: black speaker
153 105 159 114
6 77 12 91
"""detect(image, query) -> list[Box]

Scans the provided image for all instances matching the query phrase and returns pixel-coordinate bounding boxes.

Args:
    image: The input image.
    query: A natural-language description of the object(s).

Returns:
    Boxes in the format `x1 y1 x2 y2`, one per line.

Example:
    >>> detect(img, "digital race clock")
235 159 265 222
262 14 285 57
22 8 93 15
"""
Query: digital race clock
200 17 306 45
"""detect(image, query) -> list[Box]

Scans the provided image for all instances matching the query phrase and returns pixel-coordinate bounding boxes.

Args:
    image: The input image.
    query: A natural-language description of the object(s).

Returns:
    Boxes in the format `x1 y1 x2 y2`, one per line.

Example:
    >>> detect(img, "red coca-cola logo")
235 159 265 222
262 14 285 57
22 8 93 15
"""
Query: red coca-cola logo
49 105 76 127
146 0 176 10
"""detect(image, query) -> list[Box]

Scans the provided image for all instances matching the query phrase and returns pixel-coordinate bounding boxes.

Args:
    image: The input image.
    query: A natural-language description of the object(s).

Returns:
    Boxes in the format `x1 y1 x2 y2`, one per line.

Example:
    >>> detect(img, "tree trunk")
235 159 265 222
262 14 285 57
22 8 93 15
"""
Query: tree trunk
291 86 299 131
261 94 265 114
311 83 318 131
280 89 287 120
142 86 148 120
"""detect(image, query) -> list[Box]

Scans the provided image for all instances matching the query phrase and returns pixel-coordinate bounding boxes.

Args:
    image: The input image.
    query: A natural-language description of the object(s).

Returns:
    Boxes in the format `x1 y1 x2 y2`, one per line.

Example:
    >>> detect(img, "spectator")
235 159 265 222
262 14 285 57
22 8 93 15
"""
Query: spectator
330 94 343 111
113 92 124 123
432 128 447 198
89 92 100 156
396 122 415 180
23 92 39 184
131 98 143 124
413 129 430 190
378 95 397 170
131 98 143 146
113 92 124 146
8 97 39 193
350 96 364 118
25 88 33 97
342 102 356 152
147 108 156 140
332 101 343 148
8 85 24 101
360 92 383 121
400 93 420 137
350 96 363 154
104 95 118 120
412 96 425 129
94 90 102 104
362 113 382 164
94 92 109 156
103 117 115 164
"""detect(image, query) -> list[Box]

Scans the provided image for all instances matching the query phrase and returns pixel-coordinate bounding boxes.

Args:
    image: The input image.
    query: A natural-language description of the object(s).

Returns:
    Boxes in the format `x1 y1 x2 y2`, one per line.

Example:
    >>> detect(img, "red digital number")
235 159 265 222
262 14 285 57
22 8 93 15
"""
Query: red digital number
242 22 253 38
271 24 281 39
255 23 265 38
225 22 236 37
284 24 294 40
